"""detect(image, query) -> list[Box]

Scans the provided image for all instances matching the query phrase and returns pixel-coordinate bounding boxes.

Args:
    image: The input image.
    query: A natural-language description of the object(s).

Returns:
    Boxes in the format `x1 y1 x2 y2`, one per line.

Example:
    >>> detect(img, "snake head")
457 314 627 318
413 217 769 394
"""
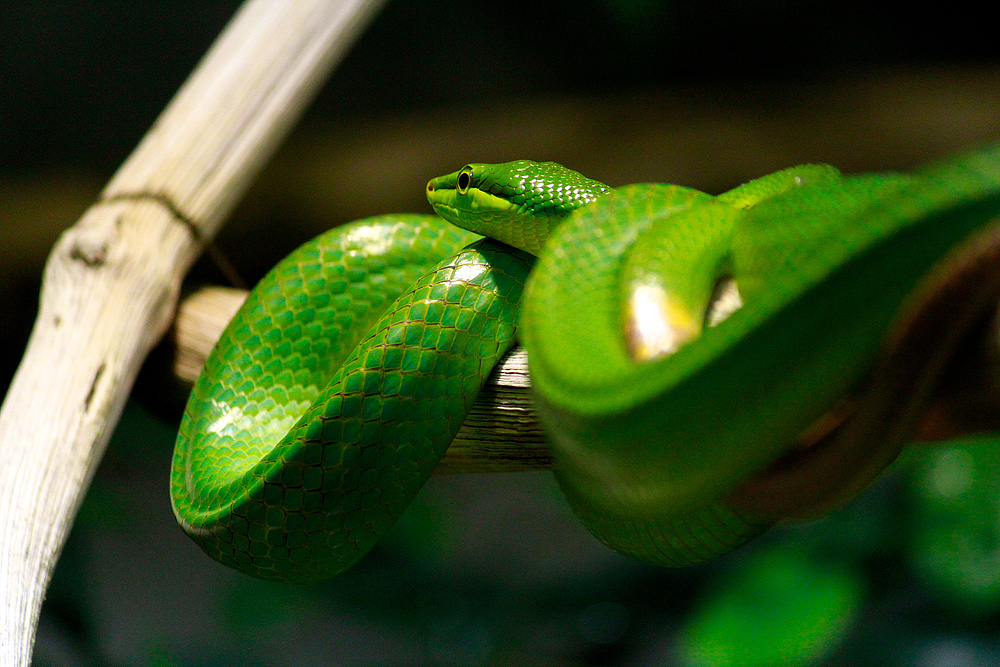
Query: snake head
426 160 612 255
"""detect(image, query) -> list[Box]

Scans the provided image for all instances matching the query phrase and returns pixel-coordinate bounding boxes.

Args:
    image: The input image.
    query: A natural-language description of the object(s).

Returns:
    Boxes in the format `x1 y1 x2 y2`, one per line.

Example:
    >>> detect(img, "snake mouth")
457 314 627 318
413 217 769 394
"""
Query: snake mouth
426 176 463 225
429 202 460 223
426 181 461 225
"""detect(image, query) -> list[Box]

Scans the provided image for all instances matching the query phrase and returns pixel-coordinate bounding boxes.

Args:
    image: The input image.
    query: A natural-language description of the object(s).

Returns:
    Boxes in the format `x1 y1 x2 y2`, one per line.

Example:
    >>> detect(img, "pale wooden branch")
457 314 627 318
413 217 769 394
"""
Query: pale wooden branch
0 1 385 663
171 286 551 474
442 347 550 473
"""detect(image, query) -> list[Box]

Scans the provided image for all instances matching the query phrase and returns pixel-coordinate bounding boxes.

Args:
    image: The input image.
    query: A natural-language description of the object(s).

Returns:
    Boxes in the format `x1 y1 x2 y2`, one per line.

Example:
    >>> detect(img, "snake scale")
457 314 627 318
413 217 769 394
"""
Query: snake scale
172 144 1000 582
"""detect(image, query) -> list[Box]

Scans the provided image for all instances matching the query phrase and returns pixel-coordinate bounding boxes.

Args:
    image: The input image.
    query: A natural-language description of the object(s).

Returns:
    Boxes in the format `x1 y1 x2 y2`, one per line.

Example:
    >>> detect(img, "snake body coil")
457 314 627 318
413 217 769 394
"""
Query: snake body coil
173 147 1000 582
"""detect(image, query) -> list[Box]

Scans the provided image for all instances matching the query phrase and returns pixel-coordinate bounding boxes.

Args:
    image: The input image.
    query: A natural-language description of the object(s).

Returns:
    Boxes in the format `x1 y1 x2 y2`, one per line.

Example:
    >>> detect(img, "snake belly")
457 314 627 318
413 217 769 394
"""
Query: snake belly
171 214 532 582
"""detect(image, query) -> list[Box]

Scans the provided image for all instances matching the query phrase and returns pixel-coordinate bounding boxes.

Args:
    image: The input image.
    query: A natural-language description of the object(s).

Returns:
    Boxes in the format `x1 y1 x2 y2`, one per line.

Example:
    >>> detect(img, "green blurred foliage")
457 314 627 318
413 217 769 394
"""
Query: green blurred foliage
910 437 1000 616
679 546 864 666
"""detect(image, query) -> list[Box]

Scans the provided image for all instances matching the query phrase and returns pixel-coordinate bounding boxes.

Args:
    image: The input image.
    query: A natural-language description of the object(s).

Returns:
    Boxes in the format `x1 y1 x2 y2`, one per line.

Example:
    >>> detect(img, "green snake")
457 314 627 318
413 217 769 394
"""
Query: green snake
172 144 1000 582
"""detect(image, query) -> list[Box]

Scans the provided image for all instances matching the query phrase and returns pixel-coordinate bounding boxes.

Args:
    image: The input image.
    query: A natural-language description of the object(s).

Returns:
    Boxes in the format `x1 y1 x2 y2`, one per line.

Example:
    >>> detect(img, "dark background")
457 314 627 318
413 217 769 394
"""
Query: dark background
3 1 1000 665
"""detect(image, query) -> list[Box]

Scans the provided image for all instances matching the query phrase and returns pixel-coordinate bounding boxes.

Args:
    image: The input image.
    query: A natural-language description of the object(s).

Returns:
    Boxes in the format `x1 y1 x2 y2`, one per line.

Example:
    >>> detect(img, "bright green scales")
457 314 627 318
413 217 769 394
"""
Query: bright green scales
171 145 1000 582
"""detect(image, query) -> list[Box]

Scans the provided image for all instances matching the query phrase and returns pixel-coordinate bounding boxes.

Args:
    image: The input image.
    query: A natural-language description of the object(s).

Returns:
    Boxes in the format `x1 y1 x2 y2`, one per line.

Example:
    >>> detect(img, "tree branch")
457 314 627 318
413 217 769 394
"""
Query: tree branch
0 1 385 663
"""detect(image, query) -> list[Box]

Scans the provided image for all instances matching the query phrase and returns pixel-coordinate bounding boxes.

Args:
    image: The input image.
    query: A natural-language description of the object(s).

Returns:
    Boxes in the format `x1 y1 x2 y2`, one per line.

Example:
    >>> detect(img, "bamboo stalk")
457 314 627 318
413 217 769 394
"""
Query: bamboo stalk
0 1 385 663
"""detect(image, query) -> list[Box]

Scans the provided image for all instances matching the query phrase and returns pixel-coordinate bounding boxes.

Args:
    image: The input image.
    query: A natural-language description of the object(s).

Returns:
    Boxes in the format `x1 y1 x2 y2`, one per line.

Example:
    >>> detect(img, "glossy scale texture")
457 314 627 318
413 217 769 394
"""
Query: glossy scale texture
174 147 1000 580
426 161 612 255
172 214 533 582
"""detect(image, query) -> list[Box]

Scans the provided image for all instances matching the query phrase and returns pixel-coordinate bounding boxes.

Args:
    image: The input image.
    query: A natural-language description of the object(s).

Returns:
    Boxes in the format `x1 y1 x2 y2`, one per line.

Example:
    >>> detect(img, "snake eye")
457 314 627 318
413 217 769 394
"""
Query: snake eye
457 166 473 195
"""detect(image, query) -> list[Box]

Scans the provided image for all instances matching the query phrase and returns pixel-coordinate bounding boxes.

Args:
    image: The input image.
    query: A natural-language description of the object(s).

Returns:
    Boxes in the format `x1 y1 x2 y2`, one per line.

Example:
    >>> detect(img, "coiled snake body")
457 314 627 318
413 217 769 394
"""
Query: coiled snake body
172 147 1000 582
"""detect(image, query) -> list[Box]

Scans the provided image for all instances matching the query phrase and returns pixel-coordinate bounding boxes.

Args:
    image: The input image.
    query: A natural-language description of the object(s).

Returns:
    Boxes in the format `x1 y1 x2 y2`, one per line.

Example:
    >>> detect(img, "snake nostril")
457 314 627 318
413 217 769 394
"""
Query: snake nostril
426 182 434 192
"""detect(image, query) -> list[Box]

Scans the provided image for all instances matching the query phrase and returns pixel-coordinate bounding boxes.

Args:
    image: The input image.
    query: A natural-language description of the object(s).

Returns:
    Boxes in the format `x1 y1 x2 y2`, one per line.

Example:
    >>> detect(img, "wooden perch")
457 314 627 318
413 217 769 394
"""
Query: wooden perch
0 2 386 663
171 286 552 474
